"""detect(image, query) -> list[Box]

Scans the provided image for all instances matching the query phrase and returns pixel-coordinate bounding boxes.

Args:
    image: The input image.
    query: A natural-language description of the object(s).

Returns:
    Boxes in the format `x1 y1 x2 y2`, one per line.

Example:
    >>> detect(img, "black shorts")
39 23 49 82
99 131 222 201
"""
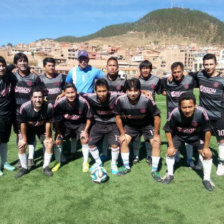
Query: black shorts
61 123 85 140
124 124 154 141
12 115 20 134
88 122 119 146
210 119 224 141
172 135 205 150
0 117 12 143
19 125 46 144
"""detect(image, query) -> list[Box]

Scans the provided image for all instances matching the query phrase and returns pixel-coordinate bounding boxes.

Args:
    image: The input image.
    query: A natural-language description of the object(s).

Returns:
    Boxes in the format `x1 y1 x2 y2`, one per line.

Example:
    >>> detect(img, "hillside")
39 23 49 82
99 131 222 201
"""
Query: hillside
55 8 224 46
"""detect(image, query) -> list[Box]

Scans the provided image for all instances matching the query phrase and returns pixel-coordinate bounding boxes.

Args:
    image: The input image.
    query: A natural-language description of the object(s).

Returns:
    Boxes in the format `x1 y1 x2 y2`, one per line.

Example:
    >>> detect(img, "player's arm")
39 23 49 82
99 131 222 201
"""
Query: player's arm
141 90 153 101
81 119 91 141
201 131 212 159
165 131 177 156
18 123 27 150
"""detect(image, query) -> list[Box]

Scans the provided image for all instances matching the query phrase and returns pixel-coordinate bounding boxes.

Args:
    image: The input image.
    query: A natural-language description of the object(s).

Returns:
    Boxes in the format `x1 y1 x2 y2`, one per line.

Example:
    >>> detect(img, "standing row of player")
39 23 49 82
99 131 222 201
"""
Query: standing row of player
0 51 223 192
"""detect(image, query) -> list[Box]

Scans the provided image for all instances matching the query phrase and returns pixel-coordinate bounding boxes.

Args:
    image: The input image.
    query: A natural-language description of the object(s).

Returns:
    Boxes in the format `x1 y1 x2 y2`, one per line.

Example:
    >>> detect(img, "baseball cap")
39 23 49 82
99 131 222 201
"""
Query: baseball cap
78 50 89 59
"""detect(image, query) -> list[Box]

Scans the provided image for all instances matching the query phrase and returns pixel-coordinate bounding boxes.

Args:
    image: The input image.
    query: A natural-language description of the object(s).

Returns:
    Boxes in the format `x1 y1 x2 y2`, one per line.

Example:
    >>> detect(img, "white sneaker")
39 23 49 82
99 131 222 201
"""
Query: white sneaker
216 163 224 176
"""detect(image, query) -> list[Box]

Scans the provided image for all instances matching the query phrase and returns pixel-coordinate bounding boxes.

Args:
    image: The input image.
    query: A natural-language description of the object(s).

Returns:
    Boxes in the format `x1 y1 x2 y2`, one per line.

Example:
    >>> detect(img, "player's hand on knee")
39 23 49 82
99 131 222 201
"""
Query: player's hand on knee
55 134 63 145
120 134 127 145
201 147 212 159
167 146 177 157
44 137 53 149
80 131 88 143
18 139 27 150
152 134 161 145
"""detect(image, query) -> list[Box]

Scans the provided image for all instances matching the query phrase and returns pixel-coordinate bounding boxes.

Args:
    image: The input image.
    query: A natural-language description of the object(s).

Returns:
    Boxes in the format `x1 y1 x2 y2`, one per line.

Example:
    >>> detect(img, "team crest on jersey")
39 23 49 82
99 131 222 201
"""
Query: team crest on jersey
109 104 114 109
116 85 121 90
150 84 155 89
192 121 198 127
140 108 146 113
184 84 189 89
27 81 33 86
213 82 219 88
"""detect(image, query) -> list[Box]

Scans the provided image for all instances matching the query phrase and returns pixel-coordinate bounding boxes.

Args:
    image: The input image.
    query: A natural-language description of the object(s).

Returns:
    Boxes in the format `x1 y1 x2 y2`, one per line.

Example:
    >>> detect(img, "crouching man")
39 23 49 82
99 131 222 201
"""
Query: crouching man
16 86 54 178
162 92 214 191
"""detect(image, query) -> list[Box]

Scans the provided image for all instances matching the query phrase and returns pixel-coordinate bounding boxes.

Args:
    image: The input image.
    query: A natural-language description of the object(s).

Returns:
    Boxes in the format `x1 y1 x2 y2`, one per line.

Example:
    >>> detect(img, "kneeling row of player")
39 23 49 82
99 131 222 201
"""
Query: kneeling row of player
15 78 214 191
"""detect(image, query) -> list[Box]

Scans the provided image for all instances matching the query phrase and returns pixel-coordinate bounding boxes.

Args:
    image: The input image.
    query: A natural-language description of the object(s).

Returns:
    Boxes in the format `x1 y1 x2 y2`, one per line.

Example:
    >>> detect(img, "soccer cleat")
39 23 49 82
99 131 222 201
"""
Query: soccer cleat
111 164 119 175
52 162 61 172
27 159 35 170
15 168 28 178
146 156 152 166
43 166 53 177
151 171 162 182
89 162 103 172
118 166 131 176
82 162 89 173
0 170 4 176
15 160 22 169
202 180 215 191
132 156 139 165
162 173 174 184
216 163 224 176
4 162 15 171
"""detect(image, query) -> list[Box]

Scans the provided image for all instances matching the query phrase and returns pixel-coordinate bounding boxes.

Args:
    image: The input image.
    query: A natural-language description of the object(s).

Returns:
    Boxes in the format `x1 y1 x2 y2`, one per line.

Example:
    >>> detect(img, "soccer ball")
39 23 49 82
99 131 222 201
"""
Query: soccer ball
90 166 108 183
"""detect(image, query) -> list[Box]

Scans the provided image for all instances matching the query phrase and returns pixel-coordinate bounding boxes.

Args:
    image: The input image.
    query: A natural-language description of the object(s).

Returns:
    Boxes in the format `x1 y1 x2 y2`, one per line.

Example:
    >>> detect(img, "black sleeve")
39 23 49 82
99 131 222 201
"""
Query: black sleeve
148 100 161 117
46 104 54 122
159 78 167 93
18 106 27 123
188 72 199 88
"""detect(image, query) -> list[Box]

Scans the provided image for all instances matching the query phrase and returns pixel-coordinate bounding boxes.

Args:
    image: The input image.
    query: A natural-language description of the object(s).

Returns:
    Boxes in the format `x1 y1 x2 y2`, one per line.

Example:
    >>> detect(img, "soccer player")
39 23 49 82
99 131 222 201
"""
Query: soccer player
115 78 161 181
40 57 66 105
162 92 214 191
15 86 54 178
133 60 161 165
11 53 42 170
84 79 122 175
39 57 66 171
66 50 105 93
189 54 224 176
103 57 126 92
0 56 15 175
54 83 92 172
161 62 195 168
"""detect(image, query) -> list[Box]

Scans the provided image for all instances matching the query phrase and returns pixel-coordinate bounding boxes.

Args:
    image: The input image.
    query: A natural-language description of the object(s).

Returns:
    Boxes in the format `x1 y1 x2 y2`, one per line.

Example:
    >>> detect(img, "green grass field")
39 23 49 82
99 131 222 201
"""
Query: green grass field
1 91 224 224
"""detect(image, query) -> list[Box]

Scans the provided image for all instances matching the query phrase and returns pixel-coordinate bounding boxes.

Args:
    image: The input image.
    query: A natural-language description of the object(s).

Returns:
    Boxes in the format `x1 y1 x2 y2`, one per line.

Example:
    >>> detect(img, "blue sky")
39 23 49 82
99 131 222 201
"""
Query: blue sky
1 0 224 45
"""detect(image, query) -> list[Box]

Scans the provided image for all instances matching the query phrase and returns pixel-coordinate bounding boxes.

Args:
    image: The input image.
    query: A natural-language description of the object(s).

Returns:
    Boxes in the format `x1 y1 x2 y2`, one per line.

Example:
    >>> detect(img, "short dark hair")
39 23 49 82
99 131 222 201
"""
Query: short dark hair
13 53 28 64
107 57 118 65
139 60 152 70
43 57 55 67
0 56 7 67
124 78 141 91
64 82 77 92
178 92 196 107
95 78 109 91
203 53 217 63
171 62 184 71
30 86 45 98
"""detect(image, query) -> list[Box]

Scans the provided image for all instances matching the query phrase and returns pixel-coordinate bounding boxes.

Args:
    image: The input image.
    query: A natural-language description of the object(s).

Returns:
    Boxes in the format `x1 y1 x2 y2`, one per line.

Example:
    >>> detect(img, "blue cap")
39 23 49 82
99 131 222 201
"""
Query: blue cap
78 50 89 58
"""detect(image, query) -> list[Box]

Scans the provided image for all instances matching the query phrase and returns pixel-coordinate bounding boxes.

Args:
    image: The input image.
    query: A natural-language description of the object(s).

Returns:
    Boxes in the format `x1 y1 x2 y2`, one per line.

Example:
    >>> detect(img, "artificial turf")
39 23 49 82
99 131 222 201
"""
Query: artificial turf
0 91 224 224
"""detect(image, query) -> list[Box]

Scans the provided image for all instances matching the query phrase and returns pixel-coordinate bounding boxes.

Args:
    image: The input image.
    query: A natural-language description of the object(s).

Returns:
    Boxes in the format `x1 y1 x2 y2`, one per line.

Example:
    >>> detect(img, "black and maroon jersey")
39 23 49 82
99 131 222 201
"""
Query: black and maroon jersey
164 106 211 142
103 74 125 92
18 101 53 128
114 93 160 128
84 92 122 124
160 75 195 116
11 71 41 114
190 71 224 120
139 74 161 100
0 72 13 117
54 95 92 129
39 73 66 105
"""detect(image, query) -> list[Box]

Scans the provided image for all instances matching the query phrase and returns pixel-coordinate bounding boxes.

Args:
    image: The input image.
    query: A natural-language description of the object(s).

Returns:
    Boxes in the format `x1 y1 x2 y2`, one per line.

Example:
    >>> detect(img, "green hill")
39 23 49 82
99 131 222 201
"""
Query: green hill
55 8 224 45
